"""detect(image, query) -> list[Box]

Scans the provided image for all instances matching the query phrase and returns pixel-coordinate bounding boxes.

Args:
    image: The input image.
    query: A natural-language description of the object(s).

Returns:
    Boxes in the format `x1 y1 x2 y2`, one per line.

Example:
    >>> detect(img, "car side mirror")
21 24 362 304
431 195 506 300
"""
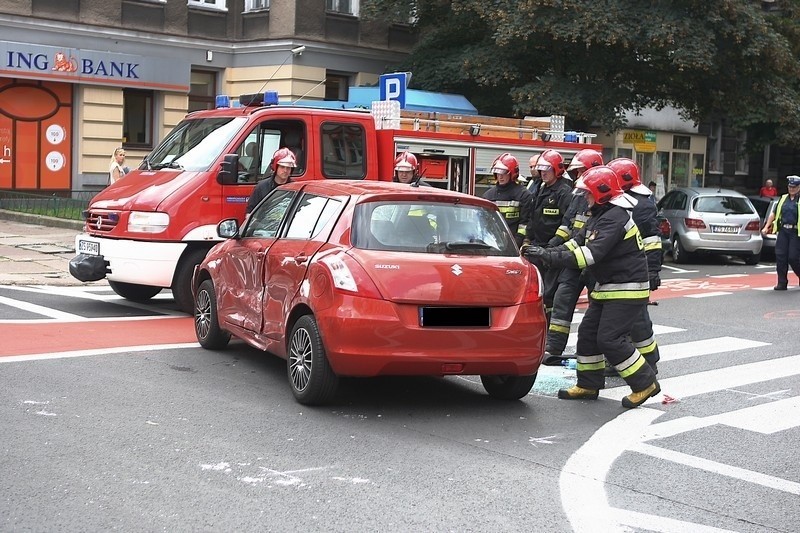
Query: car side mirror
217 218 239 239
218 154 239 185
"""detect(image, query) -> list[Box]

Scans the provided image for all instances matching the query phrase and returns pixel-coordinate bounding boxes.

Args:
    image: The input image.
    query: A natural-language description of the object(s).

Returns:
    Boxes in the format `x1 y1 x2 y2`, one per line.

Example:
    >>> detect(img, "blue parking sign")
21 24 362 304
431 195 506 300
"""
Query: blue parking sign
379 72 409 109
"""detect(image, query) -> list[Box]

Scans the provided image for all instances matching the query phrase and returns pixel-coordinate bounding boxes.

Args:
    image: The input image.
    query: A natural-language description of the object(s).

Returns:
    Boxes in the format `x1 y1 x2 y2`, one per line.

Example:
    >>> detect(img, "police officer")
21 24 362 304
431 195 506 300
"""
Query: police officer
483 153 531 246
246 147 296 214
762 174 800 290
542 149 603 364
524 166 660 408
608 157 662 374
525 149 573 321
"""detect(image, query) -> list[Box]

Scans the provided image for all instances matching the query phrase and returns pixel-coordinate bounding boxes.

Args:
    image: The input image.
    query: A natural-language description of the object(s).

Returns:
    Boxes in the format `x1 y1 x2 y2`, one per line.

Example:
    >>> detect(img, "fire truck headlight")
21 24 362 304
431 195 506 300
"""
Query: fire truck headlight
128 212 170 233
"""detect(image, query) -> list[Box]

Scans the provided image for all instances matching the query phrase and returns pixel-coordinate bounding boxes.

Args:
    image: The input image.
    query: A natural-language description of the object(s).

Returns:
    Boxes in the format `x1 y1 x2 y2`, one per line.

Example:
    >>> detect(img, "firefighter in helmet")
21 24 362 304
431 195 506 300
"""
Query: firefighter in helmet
246 147 296 214
606 157 662 375
524 166 660 408
393 151 430 186
483 152 532 247
524 149 573 321
542 149 604 365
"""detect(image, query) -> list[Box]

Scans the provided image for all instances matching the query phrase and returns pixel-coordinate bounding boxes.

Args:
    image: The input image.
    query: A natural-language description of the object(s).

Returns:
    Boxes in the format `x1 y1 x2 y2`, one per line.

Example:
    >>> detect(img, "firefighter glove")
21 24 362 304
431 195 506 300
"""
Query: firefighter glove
649 274 661 291
524 246 551 270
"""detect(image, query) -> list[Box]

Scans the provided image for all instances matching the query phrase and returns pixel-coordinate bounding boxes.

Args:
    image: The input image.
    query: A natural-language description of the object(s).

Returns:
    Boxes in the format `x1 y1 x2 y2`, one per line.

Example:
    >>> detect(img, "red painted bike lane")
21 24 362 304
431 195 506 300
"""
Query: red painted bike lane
1 317 196 357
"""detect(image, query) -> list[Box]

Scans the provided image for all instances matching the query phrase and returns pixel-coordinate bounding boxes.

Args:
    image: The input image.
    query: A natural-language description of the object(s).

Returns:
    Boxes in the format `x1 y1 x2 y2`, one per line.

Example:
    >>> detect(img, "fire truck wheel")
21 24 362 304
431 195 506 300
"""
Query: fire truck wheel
287 315 339 405
172 249 209 314
480 374 537 400
108 281 162 302
194 279 231 350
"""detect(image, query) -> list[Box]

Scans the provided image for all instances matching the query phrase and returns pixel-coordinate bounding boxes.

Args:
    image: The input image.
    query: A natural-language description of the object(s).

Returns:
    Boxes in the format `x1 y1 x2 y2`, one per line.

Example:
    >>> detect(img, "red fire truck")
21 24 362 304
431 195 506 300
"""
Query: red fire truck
70 91 601 312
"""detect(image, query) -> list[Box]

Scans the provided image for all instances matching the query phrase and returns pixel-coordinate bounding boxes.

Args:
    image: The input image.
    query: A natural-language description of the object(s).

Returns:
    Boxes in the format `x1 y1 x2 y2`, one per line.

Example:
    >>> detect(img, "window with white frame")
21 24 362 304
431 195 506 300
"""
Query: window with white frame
326 0 359 16
188 0 227 10
244 0 268 11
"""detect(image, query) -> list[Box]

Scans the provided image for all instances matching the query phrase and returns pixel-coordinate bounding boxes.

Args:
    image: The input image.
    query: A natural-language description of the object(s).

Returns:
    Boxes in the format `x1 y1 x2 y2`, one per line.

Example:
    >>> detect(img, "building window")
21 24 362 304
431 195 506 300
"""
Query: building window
735 130 748 174
672 135 690 151
325 72 351 101
244 0 268 11
123 89 153 148
707 121 722 173
188 0 227 10
189 70 217 112
326 0 359 16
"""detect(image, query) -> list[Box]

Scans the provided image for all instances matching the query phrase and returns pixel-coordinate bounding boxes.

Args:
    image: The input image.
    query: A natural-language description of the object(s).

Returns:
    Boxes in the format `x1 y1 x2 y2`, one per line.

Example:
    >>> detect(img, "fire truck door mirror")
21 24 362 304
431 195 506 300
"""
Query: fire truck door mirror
218 154 239 185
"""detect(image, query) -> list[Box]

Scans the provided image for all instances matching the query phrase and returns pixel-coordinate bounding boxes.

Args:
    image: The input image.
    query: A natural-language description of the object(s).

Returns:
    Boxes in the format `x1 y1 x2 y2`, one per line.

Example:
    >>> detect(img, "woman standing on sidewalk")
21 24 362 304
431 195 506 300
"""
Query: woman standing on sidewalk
108 147 129 185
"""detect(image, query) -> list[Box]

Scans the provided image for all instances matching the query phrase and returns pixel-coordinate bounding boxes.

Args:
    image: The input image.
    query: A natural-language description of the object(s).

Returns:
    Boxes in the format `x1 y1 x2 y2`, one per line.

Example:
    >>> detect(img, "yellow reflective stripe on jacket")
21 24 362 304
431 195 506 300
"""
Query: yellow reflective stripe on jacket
571 245 594 269
590 281 650 301
565 240 578 251
555 226 570 240
772 194 800 235
642 235 662 251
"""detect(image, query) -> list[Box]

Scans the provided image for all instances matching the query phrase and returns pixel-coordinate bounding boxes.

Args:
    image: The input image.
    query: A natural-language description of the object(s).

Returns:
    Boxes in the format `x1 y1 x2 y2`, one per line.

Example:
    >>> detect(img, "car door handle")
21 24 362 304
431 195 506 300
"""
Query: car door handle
294 253 308 264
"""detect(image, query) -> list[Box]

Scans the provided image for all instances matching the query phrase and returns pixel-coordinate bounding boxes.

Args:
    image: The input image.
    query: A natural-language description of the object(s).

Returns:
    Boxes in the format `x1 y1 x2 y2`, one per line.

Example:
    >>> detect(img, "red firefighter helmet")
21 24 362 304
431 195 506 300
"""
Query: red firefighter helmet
535 149 566 177
270 147 297 172
567 149 604 172
607 158 651 195
575 166 623 205
394 151 419 173
491 152 520 181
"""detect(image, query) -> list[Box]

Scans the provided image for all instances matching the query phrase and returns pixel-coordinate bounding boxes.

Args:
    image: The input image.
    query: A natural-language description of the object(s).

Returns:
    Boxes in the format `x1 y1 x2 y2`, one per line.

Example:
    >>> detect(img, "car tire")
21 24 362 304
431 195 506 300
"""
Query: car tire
194 279 231 350
287 315 339 405
108 280 162 302
172 249 209 314
480 374 537 400
744 252 761 266
672 236 692 264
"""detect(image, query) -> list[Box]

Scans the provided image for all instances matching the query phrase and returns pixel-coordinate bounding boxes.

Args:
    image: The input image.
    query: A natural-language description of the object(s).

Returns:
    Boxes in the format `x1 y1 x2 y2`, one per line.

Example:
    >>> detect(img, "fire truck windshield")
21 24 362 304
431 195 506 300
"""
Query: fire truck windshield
144 116 248 172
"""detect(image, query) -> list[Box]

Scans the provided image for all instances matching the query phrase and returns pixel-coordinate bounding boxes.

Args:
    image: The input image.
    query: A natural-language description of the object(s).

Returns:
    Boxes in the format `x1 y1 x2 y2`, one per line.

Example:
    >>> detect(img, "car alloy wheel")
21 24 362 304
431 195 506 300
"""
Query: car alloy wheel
194 279 230 350
287 315 339 405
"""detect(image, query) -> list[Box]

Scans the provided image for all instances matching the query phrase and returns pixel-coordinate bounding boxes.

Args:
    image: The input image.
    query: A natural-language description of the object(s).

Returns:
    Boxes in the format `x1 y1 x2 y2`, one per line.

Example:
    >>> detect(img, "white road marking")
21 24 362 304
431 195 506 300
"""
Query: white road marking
661 264 699 273
601 353 800 407
632 442 800 495
685 291 732 298
659 337 770 362
710 273 748 278
0 315 187 324
609 508 737 533
0 343 199 363
0 295 84 320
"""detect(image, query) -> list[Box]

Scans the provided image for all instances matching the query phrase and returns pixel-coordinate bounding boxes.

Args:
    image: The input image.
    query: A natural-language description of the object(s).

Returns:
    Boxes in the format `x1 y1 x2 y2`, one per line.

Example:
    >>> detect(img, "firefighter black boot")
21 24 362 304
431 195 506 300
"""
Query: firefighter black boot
621 381 661 409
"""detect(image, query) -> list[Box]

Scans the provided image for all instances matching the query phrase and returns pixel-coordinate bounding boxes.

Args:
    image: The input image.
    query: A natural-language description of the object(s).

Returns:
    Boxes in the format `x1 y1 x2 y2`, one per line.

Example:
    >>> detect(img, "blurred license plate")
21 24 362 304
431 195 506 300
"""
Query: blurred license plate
78 240 99 255
711 225 739 234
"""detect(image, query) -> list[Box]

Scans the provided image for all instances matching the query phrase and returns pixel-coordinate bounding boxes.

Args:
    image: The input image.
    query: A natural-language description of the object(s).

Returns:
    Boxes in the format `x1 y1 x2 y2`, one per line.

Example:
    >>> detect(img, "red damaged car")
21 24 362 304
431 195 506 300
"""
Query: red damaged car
193 180 546 405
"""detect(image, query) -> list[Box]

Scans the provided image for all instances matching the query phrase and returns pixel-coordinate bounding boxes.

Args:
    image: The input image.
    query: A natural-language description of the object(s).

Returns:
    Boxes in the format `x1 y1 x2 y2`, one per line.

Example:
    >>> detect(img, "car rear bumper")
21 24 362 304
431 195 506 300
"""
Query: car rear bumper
681 232 763 255
316 296 546 377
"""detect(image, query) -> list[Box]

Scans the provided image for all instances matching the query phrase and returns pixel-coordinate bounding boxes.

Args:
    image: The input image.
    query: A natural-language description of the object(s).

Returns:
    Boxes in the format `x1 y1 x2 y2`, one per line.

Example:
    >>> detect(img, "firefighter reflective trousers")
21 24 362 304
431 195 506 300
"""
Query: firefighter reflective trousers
575 299 657 392
546 267 583 355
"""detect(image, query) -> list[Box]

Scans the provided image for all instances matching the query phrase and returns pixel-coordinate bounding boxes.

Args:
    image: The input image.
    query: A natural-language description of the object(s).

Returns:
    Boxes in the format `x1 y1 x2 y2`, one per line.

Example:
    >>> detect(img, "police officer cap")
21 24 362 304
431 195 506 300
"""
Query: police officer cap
787 175 800 186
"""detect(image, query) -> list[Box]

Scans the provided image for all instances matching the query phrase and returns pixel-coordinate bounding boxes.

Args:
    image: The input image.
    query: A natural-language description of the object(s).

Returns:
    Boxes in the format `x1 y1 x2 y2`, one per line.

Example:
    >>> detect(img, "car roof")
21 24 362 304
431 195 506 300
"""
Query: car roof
672 186 748 198
281 180 497 208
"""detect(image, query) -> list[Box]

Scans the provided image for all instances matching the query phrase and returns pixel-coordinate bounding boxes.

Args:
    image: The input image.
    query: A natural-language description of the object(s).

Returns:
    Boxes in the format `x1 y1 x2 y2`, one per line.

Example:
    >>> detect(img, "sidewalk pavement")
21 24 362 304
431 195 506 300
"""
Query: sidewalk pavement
0 210 93 287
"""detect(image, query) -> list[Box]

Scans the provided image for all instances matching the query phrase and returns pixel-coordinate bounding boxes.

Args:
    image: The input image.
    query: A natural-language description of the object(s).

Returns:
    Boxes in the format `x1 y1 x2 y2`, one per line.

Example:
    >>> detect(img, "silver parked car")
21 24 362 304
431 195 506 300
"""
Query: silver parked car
657 187 763 264
747 195 778 257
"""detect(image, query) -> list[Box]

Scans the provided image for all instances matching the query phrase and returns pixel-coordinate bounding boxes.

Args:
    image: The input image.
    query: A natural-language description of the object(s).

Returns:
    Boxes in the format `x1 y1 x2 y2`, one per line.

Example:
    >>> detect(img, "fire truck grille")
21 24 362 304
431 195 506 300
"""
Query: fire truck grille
85 212 120 232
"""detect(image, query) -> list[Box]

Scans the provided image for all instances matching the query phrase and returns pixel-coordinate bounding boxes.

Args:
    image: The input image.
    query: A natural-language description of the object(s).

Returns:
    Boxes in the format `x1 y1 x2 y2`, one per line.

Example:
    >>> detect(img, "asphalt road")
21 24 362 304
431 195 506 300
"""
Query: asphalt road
1 258 799 532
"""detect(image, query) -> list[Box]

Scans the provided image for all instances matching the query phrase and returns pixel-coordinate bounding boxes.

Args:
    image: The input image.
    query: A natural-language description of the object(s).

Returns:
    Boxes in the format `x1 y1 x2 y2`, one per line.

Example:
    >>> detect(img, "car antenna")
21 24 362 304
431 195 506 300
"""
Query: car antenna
412 170 426 188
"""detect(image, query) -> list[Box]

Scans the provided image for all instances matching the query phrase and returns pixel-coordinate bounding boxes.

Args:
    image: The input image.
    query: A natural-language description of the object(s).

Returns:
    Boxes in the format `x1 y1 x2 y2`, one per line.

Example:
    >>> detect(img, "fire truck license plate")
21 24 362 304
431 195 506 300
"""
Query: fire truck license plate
78 240 100 255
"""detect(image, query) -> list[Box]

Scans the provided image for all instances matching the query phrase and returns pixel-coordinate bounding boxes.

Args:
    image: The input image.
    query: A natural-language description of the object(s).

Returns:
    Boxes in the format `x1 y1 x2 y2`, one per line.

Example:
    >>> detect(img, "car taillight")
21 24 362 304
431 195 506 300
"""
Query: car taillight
745 220 761 231
684 218 706 230
659 218 671 237
320 252 383 300
522 264 543 303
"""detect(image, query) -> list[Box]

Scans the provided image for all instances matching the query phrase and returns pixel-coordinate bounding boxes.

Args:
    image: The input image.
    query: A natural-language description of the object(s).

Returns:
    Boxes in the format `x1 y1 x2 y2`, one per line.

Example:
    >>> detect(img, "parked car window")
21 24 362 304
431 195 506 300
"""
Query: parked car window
243 189 295 238
694 196 754 215
352 201 517 256
285 194 343 240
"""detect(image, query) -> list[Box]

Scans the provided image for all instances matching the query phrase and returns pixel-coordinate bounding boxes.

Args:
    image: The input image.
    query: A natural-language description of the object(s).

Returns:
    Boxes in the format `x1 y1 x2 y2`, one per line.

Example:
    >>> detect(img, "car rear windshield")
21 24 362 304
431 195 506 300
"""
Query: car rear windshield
352 201 518 256
693 196 754 215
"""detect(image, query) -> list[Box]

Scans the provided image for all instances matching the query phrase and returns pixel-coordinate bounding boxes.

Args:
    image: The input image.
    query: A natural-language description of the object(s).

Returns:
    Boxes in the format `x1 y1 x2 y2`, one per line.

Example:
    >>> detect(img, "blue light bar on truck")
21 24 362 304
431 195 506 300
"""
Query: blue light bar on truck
215 95 231 108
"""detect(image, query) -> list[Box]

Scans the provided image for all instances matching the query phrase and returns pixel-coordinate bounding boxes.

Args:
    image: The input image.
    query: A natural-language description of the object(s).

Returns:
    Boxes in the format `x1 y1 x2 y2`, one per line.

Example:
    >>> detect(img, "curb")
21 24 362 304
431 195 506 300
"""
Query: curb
0 209 85 231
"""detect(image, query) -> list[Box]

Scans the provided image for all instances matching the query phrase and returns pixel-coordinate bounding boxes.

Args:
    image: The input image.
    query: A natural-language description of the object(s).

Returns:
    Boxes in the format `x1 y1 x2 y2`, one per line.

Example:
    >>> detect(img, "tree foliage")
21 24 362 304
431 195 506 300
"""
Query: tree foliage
362 0 800 149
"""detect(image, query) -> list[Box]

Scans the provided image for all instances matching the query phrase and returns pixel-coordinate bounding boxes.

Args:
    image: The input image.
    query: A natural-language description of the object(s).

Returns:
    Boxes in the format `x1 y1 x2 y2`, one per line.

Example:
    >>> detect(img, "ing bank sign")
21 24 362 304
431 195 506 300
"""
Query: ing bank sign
0 41 189 92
